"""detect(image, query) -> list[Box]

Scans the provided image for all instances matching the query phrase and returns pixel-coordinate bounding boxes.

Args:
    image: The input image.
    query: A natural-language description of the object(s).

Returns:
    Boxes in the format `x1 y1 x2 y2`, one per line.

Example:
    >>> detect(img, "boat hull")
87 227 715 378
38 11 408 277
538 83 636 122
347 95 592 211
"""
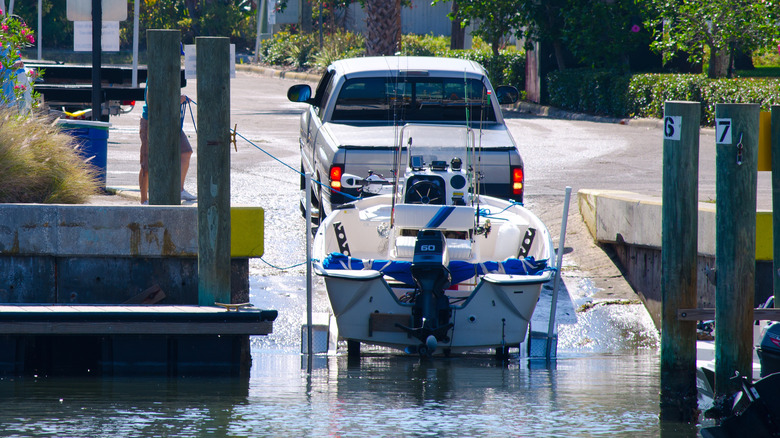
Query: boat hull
322 270 549 353
313 194 555 354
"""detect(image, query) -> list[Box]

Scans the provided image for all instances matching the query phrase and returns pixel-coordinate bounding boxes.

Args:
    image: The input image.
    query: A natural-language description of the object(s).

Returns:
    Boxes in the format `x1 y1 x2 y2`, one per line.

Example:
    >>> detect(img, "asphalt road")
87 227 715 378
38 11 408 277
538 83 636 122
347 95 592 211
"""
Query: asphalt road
100 68 772 304
106 68 772 208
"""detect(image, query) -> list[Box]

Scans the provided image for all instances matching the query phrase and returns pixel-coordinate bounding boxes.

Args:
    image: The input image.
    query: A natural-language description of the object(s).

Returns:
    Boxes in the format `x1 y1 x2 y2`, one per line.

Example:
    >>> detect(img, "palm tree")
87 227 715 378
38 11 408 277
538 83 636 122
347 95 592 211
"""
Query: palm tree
364 0 401 56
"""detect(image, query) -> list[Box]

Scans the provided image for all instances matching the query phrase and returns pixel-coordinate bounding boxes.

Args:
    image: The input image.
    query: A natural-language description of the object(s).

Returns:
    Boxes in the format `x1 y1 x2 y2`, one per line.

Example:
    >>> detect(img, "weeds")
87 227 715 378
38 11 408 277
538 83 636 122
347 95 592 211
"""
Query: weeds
0 110 100 203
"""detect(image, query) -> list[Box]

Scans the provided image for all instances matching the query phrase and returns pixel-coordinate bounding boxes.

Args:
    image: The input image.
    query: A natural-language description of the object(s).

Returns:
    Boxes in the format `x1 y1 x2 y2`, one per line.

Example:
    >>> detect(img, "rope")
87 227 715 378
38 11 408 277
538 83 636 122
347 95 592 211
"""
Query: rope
185 97 197 134
180 99 362 272
183 98 359 202
477 200 524 218
258 257 309 270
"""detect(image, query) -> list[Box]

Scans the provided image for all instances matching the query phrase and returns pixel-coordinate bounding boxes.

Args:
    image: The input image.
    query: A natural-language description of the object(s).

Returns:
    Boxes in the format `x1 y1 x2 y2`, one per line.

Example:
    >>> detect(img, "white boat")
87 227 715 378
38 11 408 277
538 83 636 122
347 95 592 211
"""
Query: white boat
311 125 556 356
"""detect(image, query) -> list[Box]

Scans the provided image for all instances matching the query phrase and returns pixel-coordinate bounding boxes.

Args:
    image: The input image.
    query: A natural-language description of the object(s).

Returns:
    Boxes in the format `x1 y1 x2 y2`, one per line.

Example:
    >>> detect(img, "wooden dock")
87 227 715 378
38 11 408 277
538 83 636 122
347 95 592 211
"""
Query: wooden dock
0 305 277 377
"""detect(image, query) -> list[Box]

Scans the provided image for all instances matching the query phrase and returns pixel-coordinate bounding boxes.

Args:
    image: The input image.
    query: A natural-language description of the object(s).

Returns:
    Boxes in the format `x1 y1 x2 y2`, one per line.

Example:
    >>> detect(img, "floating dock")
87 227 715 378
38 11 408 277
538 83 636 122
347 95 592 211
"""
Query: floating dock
0 305 277 377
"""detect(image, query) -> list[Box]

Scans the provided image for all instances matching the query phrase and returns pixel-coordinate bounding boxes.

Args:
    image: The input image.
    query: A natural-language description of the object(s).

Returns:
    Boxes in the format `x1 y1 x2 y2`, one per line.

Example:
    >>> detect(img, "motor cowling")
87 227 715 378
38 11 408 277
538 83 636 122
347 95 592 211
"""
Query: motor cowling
758 322 780 377
406 230 453 349
410 229 451 298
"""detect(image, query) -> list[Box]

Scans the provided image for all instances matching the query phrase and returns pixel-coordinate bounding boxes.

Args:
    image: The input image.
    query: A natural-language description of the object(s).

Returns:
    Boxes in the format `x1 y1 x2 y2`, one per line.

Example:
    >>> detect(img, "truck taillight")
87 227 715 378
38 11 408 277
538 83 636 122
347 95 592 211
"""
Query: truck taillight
512 166 524 196
329 165 343 191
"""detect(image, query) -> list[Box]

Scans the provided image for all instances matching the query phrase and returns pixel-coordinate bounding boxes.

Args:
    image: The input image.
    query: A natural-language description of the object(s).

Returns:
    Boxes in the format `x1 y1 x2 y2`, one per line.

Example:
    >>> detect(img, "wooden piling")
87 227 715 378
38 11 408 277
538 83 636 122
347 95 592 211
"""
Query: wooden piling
659 101 700 422
90 0 102 122
772 106 780 306
147 29 182 205
714 103 759 397
196 37 232 306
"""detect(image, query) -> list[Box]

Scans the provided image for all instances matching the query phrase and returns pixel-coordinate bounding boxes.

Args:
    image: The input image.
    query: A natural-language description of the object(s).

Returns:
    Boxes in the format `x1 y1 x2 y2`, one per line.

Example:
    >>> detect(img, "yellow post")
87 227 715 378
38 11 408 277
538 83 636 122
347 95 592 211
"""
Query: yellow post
759 111 772 171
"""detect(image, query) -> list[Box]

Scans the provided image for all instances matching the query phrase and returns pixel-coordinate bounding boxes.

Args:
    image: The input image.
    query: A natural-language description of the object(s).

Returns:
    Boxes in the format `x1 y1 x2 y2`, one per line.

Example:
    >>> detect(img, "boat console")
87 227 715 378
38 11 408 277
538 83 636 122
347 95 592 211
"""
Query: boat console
404 156 469 206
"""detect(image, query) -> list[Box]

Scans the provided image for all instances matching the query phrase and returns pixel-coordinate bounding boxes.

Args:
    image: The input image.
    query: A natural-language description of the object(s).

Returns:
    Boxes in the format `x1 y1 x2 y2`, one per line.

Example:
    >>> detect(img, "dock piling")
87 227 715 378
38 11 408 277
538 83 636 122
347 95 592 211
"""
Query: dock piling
196 37 232 306
771 106 780 306
147 29 182 205
714 103 759 398
659 101 700 422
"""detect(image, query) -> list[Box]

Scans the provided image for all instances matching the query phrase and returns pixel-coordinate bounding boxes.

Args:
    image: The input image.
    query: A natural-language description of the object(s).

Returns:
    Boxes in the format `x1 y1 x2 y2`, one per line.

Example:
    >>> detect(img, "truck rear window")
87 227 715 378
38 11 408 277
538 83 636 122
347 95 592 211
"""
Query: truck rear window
332 77 498 123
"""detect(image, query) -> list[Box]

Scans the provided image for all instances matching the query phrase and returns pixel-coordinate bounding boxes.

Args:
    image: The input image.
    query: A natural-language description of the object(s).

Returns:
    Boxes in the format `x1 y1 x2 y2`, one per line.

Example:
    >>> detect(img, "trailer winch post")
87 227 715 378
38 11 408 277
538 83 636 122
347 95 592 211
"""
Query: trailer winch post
546 186 571 359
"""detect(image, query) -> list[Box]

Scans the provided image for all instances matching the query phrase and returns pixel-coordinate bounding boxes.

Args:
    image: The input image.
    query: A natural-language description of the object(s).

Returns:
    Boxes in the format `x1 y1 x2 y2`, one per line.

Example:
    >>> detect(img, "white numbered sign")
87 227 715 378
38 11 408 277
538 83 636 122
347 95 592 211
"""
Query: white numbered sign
663 116 682 140
715 118 732 144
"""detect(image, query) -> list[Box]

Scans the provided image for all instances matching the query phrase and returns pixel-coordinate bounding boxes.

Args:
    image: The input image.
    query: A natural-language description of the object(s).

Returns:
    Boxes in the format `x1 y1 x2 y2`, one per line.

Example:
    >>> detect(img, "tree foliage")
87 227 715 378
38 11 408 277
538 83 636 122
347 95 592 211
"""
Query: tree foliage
639 0 780 78
556 1 647 70
14 0 259 52
434 0 522 56
438 0 648 69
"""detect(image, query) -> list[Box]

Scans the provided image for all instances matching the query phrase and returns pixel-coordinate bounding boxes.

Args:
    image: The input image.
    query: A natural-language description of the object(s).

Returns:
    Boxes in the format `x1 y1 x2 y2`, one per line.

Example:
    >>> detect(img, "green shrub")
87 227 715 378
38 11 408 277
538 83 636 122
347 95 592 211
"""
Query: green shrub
400 34 450 56
260 31 525 91
547 69 630 116
548 69 780 125
312 30 365 71
446 49 525 90
0 110 100 203
260 31 295 66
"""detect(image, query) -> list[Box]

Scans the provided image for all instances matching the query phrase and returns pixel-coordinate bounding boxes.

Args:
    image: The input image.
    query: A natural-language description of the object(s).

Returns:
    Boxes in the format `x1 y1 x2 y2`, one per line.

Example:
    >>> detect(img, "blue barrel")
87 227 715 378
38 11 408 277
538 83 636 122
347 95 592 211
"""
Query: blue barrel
56 119 111 187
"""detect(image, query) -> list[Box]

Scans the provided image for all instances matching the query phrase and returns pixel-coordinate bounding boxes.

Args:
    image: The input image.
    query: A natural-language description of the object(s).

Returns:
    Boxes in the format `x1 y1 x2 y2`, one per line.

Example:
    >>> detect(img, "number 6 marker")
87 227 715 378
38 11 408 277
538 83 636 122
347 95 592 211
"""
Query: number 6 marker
663 116 681 140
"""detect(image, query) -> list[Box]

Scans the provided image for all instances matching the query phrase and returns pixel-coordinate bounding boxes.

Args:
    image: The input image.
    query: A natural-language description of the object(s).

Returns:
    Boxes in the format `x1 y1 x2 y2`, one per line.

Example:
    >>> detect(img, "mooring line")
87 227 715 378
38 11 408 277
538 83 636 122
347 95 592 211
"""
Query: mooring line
184 98 358 201
182 100 361 271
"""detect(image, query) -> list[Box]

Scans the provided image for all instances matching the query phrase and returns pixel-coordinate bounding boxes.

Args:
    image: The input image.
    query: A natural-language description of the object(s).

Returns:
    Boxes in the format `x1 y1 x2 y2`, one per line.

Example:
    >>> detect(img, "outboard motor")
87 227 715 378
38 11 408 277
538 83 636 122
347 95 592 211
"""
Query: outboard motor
399 230 453 355
759 322 780 377
701 372 780 438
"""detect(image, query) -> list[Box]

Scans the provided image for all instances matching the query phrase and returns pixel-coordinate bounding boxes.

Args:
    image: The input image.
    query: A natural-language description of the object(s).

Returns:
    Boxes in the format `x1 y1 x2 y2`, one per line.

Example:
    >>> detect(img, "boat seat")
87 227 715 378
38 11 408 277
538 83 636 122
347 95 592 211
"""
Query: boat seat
395 235 472 260
393 204 475 230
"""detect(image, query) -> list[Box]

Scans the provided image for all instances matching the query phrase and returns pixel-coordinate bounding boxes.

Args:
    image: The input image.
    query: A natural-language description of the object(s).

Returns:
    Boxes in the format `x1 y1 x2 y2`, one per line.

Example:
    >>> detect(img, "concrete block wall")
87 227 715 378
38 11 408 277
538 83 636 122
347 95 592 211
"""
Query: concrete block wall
578 189 772 328
0 205 264 305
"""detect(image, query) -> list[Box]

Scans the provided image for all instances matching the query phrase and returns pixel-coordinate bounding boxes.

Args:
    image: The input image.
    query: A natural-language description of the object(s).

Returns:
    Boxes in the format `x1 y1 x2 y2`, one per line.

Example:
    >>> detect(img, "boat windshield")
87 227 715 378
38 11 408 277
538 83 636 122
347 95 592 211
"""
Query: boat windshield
400 125 475 166
332 77 496 123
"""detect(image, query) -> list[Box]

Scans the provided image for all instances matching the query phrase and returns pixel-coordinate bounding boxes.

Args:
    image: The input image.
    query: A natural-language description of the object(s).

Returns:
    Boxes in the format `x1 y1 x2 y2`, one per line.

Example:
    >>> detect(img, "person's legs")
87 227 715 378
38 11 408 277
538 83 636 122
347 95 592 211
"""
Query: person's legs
179 131 196 200
180 150 192 190
139 118 149 204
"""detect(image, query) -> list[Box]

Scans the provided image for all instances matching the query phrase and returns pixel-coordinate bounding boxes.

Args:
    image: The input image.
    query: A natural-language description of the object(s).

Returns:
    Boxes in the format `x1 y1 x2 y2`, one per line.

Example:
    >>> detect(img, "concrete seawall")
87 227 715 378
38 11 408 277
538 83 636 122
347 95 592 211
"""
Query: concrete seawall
578 189 773 328
0 204 263 305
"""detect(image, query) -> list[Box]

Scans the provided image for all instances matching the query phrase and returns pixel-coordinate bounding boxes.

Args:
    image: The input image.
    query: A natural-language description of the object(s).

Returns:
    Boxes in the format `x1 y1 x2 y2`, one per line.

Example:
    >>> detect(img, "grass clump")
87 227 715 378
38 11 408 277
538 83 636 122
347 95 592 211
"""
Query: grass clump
0 110 100 203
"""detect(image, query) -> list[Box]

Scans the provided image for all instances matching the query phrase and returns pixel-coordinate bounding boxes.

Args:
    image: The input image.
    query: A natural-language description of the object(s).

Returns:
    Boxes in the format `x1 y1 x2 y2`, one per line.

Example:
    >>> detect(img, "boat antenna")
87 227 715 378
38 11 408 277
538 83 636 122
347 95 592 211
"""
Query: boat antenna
463 68 479 227
391 135 411 229
476 79 488 209
388 56 405 229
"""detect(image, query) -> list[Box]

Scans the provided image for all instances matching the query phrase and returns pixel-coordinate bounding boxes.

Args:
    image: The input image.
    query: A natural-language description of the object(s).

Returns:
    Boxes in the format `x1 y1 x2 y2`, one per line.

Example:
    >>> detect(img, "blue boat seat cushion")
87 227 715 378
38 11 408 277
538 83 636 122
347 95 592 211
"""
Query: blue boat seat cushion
322 252 548 286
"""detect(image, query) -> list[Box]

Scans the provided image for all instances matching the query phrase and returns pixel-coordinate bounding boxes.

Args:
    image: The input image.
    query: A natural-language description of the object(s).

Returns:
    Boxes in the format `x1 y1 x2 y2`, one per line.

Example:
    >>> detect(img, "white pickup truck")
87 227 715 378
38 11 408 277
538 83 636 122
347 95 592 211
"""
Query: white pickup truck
287 56 524 219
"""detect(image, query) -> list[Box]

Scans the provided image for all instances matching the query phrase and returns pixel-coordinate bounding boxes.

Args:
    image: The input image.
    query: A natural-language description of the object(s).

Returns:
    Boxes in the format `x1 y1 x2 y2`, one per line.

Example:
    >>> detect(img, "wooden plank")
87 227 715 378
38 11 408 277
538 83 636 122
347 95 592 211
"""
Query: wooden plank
0 305 276 319
678 308 780 321
0 321 273 335
0 305 276 318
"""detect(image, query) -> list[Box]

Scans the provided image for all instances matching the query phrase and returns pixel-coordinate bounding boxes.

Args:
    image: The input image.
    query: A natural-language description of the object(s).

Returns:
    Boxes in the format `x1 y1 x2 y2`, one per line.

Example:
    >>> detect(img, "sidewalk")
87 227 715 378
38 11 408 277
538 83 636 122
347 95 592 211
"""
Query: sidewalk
512 101 667 129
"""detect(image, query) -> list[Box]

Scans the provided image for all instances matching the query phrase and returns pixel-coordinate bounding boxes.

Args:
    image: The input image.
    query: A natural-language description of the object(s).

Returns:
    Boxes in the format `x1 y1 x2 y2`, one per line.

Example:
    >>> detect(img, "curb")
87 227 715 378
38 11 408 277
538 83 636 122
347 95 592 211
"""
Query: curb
236 64 320 83
109 186 142 201
510 101 664 128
